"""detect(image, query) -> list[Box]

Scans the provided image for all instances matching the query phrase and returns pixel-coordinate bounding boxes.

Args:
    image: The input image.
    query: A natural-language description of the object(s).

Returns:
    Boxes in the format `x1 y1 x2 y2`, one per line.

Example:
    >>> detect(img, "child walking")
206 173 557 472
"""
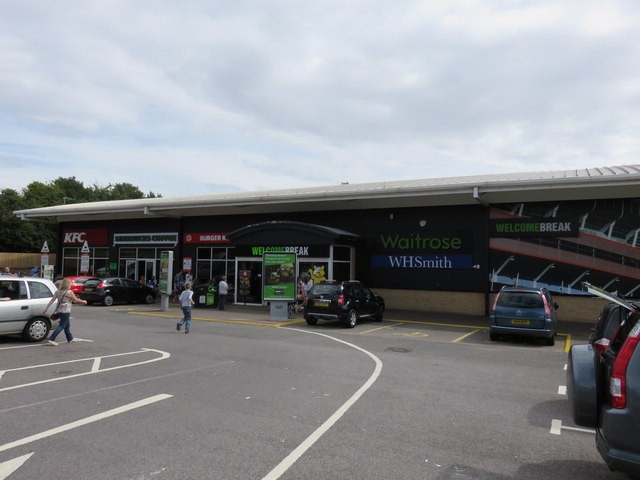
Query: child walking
176 283 195 334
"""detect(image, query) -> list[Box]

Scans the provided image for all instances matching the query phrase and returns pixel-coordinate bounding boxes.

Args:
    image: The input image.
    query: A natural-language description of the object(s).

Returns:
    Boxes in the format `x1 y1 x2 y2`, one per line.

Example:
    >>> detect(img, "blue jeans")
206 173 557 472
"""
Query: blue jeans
50 312 73 342
180 306 192 330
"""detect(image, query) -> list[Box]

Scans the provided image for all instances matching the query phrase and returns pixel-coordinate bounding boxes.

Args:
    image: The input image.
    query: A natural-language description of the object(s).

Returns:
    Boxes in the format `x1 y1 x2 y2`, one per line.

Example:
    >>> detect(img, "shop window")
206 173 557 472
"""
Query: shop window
196 261 211 282
197 247 212 260
138 248 156 258
333 245 351 261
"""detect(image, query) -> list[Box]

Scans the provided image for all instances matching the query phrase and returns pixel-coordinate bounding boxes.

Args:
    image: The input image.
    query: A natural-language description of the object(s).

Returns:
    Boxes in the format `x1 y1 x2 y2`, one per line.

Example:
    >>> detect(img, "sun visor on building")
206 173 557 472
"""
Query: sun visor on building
227 221 360 245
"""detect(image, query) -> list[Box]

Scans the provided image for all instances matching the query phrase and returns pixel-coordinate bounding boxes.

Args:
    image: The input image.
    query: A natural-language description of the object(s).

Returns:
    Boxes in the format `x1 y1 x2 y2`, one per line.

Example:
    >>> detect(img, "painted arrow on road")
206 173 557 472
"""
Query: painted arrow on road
0 453 34 480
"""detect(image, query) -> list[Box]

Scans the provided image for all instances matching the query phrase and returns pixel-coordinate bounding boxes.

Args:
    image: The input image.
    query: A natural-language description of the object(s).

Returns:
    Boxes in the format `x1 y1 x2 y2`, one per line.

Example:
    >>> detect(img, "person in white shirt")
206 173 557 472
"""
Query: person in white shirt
176 283 195 334
218 276 229 310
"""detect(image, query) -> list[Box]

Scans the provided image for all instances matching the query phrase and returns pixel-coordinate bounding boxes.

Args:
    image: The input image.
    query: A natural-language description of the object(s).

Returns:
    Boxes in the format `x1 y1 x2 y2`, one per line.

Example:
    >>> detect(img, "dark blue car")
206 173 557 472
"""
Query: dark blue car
489 286 558 346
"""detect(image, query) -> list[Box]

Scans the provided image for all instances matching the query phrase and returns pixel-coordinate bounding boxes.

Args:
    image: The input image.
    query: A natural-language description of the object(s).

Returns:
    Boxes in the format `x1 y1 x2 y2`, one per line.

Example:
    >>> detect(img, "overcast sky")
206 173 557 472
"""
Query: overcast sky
1 0 639 198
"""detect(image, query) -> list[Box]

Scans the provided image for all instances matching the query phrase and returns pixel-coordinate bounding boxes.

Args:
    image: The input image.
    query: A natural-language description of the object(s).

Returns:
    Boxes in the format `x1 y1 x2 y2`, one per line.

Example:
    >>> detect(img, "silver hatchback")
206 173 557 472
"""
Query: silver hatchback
0 275 59 342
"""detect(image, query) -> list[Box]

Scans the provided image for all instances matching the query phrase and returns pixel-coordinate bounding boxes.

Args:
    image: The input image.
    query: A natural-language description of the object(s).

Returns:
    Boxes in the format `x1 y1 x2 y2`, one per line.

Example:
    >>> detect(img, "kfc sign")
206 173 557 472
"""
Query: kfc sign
184 233 230 244
63 228 108 245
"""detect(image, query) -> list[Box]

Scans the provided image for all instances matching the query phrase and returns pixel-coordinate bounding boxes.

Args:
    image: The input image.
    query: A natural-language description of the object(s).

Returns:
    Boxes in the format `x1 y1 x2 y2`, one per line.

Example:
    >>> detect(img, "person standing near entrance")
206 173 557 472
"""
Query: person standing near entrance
176 283 195 334
43 278 88 345
218 276 229 310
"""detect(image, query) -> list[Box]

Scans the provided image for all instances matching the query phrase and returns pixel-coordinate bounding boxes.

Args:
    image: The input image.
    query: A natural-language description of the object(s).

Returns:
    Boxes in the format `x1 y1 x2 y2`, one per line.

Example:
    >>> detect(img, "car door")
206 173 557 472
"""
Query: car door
0 279 29 334
122 279 141 303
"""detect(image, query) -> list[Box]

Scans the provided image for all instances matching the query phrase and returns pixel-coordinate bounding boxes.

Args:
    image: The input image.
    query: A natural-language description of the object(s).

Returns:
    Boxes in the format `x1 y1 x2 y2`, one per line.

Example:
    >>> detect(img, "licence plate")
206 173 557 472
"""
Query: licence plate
84 287 94 292
314 300 330 307
512 319 531 325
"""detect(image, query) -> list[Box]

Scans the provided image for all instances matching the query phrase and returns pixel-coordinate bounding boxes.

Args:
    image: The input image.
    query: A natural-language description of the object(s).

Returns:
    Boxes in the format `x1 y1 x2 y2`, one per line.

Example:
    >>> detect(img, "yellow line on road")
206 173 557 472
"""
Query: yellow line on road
359 323 403 334
559 333 572 353
452 329 480 343
386 319 490 330
128 311 305 327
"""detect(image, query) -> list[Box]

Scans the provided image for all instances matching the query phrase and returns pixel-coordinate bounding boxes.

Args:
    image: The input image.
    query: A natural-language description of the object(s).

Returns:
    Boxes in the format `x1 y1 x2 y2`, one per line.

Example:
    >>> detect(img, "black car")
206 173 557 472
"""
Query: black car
80 277 156 306
567 283 640 478
303 280 384 328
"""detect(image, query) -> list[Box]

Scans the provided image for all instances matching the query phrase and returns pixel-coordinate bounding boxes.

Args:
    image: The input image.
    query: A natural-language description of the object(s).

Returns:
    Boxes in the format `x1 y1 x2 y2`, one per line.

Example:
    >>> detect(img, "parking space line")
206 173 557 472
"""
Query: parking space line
360 323 403 334
452 329 480 343
0 348 170 393
550 419 595 436
0 394 173 453
387 319 490 330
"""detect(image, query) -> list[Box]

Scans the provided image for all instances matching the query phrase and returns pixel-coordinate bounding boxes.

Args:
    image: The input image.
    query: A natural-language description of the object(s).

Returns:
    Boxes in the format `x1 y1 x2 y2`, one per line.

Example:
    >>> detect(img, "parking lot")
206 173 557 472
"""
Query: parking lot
0 304 628 480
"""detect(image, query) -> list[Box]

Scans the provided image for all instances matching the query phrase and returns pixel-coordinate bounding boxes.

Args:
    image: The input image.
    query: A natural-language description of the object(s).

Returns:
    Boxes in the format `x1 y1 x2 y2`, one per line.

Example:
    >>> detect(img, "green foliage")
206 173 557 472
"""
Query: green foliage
0 177 162 253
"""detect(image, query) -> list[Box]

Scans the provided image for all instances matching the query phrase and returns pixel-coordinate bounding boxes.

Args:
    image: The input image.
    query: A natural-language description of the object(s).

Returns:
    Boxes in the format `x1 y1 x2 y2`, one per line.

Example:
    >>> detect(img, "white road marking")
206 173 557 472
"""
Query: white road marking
558 385 567 395
0 348 170 393
0 344 42 351
550 419 595 436
91 357 102 372
0 394 172 453
262 327 383 480
0 361 234 414
0 453 34 480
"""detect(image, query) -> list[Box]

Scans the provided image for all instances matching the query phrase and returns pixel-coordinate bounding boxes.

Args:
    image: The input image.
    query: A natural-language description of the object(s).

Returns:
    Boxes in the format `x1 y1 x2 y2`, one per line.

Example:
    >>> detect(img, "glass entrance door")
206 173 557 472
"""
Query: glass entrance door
138 260 156 284
235 258 263 305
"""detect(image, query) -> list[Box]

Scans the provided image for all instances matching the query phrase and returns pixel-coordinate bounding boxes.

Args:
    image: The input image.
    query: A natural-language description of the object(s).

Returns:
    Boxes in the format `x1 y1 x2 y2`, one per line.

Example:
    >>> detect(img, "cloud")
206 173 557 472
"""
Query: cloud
1 0 639 197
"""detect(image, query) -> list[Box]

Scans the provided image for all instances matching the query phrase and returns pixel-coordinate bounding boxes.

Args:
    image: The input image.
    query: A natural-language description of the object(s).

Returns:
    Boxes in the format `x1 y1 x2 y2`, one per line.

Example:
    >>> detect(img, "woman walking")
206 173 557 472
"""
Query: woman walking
176 283 195 334
43 278 87 345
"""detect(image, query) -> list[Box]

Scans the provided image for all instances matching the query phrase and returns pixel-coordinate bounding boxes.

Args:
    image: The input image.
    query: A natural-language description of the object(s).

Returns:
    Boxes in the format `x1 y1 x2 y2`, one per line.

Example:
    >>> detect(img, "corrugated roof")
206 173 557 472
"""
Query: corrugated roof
14 164 640 222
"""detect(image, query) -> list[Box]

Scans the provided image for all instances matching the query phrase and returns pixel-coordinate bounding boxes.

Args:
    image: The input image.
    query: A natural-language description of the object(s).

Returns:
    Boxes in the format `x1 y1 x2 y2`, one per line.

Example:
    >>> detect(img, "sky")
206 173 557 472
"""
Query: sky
1 0 639 199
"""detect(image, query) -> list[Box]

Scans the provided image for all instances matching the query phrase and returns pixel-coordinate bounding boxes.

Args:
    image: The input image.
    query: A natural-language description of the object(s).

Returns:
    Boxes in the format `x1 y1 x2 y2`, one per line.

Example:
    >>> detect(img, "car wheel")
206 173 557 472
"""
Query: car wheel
103 295 114 306
306 316 318 326
374 305 384 322
489 331 499 341
23 318 50 342
145 294 155 304
344 309 358 328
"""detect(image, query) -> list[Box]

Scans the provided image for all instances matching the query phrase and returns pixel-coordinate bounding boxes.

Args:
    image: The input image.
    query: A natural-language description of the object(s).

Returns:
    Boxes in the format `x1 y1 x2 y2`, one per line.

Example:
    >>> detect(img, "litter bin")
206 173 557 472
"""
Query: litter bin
193 284 218 308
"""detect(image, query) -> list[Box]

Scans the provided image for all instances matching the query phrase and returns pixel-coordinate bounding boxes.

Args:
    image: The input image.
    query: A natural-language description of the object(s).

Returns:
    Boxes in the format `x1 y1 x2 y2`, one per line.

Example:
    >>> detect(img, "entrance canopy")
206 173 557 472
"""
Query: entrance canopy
227 221 360 245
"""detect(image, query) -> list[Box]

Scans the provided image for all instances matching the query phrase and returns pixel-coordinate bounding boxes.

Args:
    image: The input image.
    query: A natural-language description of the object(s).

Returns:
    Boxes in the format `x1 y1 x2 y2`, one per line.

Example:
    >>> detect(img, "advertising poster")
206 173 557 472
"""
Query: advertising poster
263 252 296 301
159 251 173 295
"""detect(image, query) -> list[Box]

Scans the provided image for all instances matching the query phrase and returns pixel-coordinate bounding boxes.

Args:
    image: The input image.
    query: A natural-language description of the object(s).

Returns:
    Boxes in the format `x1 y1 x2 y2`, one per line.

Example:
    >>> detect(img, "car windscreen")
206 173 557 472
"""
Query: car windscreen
310 284 340 296
497 292 543 308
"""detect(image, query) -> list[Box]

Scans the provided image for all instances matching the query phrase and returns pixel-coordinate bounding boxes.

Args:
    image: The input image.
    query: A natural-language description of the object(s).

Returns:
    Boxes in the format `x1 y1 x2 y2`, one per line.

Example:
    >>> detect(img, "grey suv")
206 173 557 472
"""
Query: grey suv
567 283 640 478
0 275 59 341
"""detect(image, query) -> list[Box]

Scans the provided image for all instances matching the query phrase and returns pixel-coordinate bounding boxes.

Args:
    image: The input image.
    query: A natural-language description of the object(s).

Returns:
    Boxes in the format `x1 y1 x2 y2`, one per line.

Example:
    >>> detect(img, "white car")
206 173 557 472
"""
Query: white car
0 275 60 342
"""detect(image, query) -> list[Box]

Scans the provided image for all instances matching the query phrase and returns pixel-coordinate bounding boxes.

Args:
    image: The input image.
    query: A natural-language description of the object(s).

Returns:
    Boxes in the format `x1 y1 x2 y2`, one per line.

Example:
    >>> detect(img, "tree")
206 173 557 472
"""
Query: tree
0 178 162 253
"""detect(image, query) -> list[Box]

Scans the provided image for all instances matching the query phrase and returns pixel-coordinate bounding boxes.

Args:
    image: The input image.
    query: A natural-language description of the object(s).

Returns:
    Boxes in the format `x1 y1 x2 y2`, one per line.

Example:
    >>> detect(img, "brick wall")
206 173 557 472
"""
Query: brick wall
376 288 609 323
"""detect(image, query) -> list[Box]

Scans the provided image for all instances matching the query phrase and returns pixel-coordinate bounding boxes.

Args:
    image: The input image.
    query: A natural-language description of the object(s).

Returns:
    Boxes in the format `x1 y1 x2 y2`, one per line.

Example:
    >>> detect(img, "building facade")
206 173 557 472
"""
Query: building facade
16 166 640 319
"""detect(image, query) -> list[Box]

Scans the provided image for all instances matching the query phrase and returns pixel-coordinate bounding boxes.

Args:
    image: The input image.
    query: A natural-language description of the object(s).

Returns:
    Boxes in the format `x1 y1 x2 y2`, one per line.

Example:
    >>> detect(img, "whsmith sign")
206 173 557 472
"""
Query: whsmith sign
489 219 579 238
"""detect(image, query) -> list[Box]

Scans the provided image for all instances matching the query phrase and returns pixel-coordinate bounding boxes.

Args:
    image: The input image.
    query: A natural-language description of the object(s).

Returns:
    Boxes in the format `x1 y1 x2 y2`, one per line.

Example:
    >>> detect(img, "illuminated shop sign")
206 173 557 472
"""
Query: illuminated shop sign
63 228 108 245
372 255 473 269
184 233 230 244
113 233 179 245
490 219 579 237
